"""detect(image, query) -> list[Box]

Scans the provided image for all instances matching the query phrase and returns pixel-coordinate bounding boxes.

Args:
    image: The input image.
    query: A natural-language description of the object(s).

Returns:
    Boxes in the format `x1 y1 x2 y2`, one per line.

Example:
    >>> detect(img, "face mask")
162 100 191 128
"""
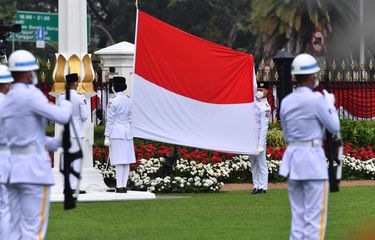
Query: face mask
314 78 319 88
256 91 264 99
31 72 38 85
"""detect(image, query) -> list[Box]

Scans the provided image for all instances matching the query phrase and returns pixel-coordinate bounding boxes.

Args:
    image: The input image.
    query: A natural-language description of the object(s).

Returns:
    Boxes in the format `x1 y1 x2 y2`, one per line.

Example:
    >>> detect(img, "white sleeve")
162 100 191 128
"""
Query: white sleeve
79 96 89 123
30 89 72 125
258 105 270 147
316 95 340 134
104 99 116 137
280 100 289 144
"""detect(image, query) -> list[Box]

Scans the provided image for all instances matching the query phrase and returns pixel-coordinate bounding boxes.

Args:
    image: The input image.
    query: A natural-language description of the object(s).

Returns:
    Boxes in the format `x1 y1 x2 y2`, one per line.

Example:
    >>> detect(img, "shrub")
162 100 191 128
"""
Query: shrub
266 128 286 147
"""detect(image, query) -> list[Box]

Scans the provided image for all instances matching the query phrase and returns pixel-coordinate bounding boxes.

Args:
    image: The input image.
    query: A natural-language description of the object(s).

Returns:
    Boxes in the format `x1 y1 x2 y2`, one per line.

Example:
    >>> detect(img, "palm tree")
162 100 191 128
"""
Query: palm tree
251 0 359 59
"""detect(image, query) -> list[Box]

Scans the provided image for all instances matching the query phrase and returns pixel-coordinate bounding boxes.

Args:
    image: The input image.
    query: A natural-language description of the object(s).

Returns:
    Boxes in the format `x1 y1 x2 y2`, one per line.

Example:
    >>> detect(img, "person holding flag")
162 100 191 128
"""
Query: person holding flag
0 50 72 240
104 77 135 193
250 82 271 194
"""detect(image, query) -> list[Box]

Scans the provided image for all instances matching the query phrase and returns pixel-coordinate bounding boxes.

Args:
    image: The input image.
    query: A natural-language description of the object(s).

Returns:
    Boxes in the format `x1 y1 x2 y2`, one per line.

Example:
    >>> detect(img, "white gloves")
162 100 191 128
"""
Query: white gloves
257 145 265 154
45 136 60 152
323 89 335 105
104 136 110 146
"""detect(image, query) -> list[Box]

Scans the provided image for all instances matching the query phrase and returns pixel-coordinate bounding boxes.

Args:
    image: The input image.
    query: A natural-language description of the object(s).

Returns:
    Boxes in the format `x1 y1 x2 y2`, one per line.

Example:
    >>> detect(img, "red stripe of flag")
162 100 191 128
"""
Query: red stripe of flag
134 10 254 104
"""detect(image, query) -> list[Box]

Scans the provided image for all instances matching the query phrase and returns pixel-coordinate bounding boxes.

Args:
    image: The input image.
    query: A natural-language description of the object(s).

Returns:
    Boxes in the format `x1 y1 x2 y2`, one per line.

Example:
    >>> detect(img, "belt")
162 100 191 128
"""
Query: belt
288 140 322 147
10 144 40 155
0 145 9 152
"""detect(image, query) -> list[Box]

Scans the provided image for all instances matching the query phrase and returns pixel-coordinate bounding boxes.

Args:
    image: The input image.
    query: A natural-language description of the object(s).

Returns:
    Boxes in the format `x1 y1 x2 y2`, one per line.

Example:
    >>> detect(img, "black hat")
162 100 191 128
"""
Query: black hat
65 73 79 85
113 76 127 92
257 81 270 89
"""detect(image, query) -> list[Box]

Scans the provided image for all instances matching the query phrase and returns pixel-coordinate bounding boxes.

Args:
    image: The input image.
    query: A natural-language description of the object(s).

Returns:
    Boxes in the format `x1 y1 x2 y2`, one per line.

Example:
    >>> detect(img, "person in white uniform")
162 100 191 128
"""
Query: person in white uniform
58 73 88 194
250 82 271 194
104 77 135 193
0 50 72 240
279 53 340 240
0 65 13 240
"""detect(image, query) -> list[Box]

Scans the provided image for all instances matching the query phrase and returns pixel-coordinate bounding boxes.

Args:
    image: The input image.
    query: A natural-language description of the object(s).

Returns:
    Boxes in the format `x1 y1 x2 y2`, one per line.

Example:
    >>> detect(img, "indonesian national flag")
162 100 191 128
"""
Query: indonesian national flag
133 10 258 154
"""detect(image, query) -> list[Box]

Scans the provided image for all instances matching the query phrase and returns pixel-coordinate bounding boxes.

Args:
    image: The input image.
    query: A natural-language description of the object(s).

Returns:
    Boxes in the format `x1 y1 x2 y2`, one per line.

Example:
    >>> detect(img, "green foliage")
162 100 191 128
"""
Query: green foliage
46 126 54 137
266 120 375 148
94 125 105 146
266 128 286 147
0 1 17 21
340 120 375 148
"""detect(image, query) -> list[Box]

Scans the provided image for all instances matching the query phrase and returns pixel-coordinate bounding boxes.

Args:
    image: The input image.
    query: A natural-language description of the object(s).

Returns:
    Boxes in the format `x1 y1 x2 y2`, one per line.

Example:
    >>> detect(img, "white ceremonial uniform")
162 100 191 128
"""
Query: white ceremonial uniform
0 93 11 239
280 87 340 240
59 90 88 189
105 92 135 188
0 83 71 240
250 97 271 190
105 92 135 165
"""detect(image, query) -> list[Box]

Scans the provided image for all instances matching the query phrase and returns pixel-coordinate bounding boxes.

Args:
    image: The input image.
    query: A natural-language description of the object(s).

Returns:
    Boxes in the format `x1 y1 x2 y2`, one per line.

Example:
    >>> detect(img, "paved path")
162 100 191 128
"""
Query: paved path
222 180 375 191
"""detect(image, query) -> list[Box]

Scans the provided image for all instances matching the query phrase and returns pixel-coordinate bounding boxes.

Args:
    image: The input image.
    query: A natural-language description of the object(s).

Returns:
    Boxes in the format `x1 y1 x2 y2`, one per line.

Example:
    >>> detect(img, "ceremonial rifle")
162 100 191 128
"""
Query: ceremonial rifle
60 73 84 210
325 131 343 192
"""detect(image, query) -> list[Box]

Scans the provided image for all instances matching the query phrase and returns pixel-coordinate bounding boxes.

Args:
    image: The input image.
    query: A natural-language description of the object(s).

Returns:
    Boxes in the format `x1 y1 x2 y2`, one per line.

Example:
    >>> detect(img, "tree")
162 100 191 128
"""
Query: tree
0 0 17 21
87 0 255 53
250 0 375 62
251 0 336 58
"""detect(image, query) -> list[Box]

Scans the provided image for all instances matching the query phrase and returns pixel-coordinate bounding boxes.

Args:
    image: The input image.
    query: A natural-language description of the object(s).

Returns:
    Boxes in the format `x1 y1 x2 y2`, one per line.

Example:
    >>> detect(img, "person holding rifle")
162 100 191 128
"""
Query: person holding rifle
58 73 88 194
0 50 72 240
279 53 340 240
0 65 13 239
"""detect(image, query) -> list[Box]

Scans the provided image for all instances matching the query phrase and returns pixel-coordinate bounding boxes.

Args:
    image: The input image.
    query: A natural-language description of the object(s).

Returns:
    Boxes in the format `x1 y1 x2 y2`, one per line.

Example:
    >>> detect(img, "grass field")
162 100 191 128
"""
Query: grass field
47 186 375 240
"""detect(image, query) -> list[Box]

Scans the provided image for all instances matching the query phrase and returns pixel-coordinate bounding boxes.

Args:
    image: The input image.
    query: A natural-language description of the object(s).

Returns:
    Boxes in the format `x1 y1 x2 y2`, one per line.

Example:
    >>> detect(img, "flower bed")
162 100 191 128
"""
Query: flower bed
94 144 375 193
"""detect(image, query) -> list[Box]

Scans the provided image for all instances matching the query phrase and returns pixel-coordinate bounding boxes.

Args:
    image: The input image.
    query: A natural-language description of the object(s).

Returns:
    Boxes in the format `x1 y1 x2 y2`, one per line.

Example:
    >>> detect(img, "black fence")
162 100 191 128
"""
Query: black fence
257 54 375 121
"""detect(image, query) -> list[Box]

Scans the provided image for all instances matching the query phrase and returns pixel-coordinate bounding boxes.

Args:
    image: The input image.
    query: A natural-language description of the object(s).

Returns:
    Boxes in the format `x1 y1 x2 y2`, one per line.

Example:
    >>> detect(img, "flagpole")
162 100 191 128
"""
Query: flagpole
131 2 140 96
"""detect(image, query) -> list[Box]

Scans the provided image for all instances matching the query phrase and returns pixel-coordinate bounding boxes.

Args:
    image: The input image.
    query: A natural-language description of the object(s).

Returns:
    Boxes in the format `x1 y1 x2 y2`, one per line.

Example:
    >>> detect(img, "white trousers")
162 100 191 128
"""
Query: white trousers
250 150 268 190
7 183 50 240
0 184 10 240
115 164 130 188
287 180 328 240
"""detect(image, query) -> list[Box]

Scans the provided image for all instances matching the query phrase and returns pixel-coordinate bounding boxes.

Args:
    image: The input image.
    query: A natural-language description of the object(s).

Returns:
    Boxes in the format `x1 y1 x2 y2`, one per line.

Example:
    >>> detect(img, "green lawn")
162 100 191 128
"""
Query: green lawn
47 186 375 240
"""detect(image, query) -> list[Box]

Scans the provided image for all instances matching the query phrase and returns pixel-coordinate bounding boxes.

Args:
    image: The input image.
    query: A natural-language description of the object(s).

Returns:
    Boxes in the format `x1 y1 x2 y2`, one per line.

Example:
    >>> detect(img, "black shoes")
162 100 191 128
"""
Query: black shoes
251 188 267 194
257 189 267 194
116 187 127 193
63 189 86 194
106 187 127 193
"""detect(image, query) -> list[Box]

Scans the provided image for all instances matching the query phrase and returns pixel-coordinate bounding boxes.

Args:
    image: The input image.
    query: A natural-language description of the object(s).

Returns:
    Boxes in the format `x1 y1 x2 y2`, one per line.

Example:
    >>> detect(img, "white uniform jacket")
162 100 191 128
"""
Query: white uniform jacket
58 90 88 139
255 98 271 147
279 87 340 180
104 92 133 140
0 83 72 185
0 93 11 184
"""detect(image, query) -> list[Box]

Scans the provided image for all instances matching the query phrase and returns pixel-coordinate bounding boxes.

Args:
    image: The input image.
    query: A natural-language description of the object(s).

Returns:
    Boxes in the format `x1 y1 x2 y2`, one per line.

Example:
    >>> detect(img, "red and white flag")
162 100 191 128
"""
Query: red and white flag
133 10 258 154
